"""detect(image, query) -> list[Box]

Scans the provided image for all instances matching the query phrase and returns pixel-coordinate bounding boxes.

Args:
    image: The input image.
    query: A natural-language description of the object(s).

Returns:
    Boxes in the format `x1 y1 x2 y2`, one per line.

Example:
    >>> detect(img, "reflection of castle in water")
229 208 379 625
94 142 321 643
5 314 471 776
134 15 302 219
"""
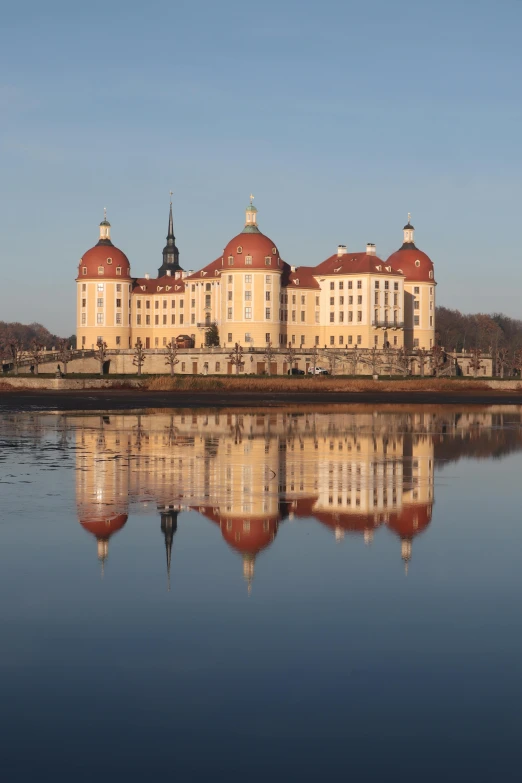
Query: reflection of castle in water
72 406 522 587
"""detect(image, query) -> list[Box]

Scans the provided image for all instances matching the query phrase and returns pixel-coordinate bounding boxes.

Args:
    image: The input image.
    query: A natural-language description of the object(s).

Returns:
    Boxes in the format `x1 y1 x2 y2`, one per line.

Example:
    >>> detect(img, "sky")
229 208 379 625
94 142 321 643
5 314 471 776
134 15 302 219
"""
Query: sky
0 0 521 335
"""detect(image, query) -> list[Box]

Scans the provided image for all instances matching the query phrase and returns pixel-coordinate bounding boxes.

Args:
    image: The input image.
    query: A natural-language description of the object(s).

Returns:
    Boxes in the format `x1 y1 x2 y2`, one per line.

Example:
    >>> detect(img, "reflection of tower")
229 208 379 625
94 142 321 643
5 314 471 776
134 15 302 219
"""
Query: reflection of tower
160 510 178 591
387 504 432 574
80 513 128 575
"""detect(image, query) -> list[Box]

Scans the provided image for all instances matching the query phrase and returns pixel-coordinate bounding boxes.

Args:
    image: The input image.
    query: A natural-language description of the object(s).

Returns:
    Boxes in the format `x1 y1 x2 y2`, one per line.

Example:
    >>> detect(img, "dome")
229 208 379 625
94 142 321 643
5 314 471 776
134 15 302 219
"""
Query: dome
220 515 280 555
386 504 432 539
386 246 434 283
223 232 281 271
78 242 131 280
80 513 128 540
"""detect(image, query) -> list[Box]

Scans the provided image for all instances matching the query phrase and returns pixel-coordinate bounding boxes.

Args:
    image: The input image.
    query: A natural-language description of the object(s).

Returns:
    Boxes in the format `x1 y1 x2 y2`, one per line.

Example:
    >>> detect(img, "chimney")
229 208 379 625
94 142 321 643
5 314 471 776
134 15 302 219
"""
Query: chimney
291 265 296 273
145 273 150 280
366 243 376 255
337 245 347 257
166 270 172 276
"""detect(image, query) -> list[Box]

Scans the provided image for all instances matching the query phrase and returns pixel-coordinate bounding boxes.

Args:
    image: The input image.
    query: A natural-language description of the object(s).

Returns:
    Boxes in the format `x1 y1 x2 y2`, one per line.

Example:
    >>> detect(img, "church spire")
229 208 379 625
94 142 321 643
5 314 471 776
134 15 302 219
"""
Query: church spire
160 510 178 591
157 192 181 277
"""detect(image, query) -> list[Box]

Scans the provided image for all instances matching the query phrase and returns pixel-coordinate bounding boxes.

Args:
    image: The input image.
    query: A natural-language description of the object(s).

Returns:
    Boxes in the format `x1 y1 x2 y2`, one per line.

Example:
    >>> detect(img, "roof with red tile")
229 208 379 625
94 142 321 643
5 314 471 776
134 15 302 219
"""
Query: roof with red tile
386 246 435 283
314 252 404 277
77 241 131 280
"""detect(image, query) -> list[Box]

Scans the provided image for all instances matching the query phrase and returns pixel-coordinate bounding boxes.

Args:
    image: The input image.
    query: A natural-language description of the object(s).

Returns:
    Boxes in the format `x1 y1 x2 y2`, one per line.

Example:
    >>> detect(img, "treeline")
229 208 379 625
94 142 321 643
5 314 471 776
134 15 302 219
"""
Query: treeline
436 307 522 353
0 321 75 350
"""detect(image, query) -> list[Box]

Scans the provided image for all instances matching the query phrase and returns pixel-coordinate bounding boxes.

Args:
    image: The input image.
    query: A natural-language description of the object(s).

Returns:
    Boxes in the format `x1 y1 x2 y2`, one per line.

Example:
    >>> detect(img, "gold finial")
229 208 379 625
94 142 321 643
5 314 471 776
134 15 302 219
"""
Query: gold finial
249 193 254 204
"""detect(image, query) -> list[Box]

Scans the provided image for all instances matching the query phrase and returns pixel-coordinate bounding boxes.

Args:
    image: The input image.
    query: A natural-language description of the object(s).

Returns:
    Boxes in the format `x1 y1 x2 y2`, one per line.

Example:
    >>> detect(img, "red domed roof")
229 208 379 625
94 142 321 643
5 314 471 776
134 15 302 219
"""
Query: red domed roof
220 515 279 555
222 232 282 271
77 241 131 280
80 513 128 540
386 504 432 538
386 246 434 283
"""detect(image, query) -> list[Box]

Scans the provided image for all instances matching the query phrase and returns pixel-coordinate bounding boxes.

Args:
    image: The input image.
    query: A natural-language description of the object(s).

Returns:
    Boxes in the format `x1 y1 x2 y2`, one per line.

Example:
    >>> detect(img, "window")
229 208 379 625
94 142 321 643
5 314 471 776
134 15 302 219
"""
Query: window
414 316 420 326
394 294 398 306
330 312 335 322
375 281 379 289
81 283 86 292
163 315 167 325
245 274 252 283
265 291 271 301
137 315 142 325
237 246 242 254
330 282 335 290
81 298 86 307
315 311 320 323
384 281 389 290
266 275 271 284
339 281 344 290
97 283 104 292
163 299 167 309
245 307 252 319
430 300 433 310
116 313 122 324
180 314 184 324
116 267 121 275
228 308 233 319
97 298 103 307
339 296 344 305
137 300 142 309
429 270 433 279
292 311 296 322
393 335 398 346
245 255 252 265
357 296 362 305
315 336 320 346
171 314 175 325
301 295 305 305
106 257 112 265
430 316 433 326
374 309 379 322
348 335 352 345
181 362 186 372
394 282 399 290
246 332 252 342
216 362 221 372
357 311 362 322
191 314 195 324
145 300 150 309
374 292 379 305
205 295 211 307
374 335 378 345
339 311 344 322
265 308 271 319
315 296 320 306
339 336 344 345
357 335 362 345
81 313 86 325
82 267 87 275
265 257 271 266
348 311 353 322
414 286 420 294
330 297 335 306
357 280 362 289
245 290 252 301
179 300 184 308
348 296 353 305
384 293 389 305
116 298 121 307
162 337 167 346
330 336 335 346
97 313 103 324
413 338 419 347
98 266 104 275
430 287 434 295
415 260 420 267
228 333 232 342
414 300 420 310
191 299 195 308
228 257 234 266
153 300 158 310
265 333 270 342
155 315 159 325
146 315 150 325
348 281 353 289
301 311 305 322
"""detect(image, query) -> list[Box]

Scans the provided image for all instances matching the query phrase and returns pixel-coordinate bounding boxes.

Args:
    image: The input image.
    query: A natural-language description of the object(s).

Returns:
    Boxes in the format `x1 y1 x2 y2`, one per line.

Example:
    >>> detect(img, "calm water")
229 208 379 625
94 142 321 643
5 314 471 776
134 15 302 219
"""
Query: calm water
1 405 522 782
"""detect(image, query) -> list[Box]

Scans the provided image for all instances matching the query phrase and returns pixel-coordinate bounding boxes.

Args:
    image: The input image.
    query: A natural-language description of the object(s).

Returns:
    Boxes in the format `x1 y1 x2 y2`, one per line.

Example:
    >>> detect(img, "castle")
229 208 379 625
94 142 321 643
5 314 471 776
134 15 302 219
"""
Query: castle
76 199 436 355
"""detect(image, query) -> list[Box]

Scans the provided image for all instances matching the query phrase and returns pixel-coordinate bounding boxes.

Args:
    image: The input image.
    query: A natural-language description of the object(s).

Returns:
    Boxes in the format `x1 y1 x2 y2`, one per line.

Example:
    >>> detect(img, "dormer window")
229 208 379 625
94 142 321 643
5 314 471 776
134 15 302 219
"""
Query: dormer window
237 246 243 253
272 248 276 254
228 256 234 265
429 270 433 279
166 286 171 291
82 267 87 275
106 257 112 265
376 265 382 271
265 257 271 266
98 266 104 275
294 278 300 285
245 255 252 265
386 266 391 272
415 260 421 267
116 267 121 275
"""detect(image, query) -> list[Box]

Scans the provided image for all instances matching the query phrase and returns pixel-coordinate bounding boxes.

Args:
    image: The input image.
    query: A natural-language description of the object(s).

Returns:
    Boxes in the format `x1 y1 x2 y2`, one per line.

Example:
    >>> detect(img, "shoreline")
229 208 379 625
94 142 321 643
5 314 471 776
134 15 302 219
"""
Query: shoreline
1 388 522 412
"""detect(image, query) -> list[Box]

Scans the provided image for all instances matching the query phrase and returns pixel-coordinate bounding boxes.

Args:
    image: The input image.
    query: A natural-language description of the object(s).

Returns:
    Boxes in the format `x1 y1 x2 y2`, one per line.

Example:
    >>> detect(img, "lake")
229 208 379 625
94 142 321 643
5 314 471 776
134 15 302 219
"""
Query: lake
1 405 522 782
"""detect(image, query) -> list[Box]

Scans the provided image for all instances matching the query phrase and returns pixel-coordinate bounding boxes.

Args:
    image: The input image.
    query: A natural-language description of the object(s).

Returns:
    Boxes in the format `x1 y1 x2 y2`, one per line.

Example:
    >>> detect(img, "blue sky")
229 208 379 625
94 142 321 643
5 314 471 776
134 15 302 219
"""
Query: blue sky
1 0 521 334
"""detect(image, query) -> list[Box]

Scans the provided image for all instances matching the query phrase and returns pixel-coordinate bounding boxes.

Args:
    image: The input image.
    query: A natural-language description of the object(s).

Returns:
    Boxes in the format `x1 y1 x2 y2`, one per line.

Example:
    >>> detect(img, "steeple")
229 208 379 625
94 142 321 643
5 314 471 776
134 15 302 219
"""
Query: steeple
157 194 181 277
402 213 416 248
242 194 260 234
160 510 178 591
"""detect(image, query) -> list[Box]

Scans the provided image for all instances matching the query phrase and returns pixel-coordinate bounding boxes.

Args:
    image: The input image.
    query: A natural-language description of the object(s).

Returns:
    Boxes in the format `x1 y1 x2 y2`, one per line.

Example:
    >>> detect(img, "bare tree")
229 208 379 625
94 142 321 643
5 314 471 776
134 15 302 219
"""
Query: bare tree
430 345 445 377
2 334 24 375
284 343 297 373
57 339 73 375
309 344 319 375
228 342 244 375
345 347 361 376
28 341 45 375
513 348 522 378
263 341 275 376
322 348 343 376
468 347 484 378
497 346 509 379
361 346 381 377
133 339 146 376
164 340 180 376
95 339 108 376
415 348 430 378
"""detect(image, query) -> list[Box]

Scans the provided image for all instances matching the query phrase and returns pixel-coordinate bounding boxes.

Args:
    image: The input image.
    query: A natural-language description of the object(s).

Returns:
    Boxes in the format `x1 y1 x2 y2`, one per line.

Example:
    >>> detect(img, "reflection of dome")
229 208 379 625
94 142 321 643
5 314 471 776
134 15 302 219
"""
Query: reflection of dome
220 515 279 556
80 513 128 564
386 504 432 539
